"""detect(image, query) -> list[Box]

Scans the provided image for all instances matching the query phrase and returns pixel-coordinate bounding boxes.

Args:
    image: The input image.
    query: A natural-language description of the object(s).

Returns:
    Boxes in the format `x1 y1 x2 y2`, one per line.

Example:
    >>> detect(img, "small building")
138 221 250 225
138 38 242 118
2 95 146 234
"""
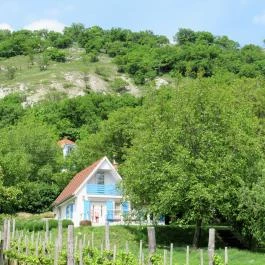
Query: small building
52 156 130 226
57 138 76 157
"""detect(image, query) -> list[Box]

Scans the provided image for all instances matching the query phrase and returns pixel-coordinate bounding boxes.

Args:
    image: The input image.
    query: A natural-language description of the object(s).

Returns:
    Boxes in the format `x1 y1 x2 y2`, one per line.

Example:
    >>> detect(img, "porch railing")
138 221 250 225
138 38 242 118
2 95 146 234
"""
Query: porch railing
86 184 121 196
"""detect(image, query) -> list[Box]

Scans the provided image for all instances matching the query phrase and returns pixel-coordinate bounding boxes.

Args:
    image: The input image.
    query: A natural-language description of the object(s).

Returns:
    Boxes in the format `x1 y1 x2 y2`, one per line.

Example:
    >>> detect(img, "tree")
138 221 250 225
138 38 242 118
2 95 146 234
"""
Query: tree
120 80 264 247
174 28 197 45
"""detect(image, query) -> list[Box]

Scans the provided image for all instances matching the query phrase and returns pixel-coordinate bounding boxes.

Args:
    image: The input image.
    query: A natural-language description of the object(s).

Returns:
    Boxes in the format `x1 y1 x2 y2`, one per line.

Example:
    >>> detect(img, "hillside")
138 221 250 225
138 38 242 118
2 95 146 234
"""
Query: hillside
0 47 141 105
1 25 265 106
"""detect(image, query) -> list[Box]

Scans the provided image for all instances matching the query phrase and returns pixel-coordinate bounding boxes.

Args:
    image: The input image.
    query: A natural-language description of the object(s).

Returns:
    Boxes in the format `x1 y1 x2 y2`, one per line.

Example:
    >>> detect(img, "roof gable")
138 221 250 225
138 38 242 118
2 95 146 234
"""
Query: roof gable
52 157 103 206
52 156 121 206
58 139 75 148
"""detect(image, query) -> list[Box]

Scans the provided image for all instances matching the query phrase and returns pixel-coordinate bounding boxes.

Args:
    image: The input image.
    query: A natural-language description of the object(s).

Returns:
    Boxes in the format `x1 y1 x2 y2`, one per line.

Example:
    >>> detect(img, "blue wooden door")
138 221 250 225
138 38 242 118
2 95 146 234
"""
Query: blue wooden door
106 200 114 221
83 200 91 220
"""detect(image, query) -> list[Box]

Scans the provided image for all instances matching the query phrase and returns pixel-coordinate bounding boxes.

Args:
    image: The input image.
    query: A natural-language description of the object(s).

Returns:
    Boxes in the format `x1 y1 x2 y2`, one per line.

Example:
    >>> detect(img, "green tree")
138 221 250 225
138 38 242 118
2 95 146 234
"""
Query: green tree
120 81 264 247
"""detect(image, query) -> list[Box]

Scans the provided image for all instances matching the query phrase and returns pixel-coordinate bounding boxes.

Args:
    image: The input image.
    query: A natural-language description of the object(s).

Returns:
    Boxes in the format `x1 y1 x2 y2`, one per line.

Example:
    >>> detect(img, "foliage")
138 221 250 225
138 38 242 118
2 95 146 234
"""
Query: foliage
119 78 265 246
214 255 224 265
110 78 128 93
6 65 16 80
45 48 66 62
14 218 73 231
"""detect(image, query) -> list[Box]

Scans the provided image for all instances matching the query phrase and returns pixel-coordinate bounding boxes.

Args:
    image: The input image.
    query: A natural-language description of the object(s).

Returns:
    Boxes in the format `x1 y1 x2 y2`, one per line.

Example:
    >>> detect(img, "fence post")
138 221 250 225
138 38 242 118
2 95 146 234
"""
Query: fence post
105 222 110 250
6 219 10 251
186 246 189 265
208 228 215 265
147 227 156 254
139 240 143 265
0 240 3 265
67 225 75 265
79 239 83 265
224 247 228 265
200 249 204 265
11 219 15 241
2 220 7 251
54 239 59 265
45 219 49 245
169 243 173 265
58 220 63 253
163 249 167 265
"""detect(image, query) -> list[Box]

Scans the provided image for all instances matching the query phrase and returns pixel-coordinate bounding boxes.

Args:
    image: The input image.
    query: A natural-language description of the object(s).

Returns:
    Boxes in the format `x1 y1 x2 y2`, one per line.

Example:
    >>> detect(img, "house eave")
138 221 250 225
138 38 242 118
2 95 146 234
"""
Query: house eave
52 195 75 208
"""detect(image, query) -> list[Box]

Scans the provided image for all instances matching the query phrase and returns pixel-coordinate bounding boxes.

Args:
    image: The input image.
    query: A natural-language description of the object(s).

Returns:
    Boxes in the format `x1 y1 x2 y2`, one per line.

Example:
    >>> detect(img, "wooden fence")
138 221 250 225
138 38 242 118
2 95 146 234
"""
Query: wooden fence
0 219 228 265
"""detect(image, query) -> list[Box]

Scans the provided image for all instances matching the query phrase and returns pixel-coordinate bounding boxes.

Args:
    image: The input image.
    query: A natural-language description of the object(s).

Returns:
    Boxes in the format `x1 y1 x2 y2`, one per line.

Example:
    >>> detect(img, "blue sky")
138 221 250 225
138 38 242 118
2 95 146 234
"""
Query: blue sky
0 0 265 46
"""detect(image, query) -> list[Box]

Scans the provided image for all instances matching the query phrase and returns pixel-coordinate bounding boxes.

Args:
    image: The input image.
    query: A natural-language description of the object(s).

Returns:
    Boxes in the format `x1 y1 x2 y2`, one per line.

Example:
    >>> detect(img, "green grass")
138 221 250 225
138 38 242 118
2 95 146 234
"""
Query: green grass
45 225 265 265
0 49 118 89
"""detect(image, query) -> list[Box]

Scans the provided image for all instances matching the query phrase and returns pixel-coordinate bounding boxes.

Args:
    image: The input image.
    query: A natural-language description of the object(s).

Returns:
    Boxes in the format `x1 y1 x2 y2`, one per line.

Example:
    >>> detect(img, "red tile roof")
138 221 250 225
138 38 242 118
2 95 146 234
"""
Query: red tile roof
57 139 75 147
52 157 103 206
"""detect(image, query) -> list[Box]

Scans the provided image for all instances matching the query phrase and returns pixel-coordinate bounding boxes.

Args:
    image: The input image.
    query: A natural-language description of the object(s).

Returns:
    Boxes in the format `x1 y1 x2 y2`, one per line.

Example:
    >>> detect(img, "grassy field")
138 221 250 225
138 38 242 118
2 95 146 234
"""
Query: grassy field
42 225 265 265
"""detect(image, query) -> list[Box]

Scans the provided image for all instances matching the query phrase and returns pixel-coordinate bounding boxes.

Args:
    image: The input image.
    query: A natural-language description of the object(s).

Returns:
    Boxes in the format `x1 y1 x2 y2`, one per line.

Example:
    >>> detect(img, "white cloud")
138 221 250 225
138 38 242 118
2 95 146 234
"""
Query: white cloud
253 12 265 25
23 19 66 32
0 23 13 31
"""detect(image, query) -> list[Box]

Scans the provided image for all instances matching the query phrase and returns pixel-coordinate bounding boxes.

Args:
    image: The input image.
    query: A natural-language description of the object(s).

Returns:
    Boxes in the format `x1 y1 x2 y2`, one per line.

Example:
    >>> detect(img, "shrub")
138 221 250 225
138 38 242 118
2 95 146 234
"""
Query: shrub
110 78 128 93
87 52 99 63
80 220 92 226
6 66 16 80
95 66 110 80
15 218 73 231
62 219 74 228
45 48 66 62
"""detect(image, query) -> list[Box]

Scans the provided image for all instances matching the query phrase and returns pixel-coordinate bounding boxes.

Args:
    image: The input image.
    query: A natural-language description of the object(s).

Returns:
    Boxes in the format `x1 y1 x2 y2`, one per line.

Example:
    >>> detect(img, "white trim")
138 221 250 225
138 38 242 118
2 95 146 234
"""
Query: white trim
55 196 76 208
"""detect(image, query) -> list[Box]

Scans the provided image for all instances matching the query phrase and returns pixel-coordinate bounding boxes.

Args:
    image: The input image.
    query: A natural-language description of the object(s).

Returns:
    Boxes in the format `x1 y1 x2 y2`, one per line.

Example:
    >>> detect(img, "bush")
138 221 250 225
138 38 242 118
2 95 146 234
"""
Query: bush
6 66 16 80
80 220 92 226
110 78 128 93
15 218 73 231
87 52 99 63
45 48 66 62
95 66 110 80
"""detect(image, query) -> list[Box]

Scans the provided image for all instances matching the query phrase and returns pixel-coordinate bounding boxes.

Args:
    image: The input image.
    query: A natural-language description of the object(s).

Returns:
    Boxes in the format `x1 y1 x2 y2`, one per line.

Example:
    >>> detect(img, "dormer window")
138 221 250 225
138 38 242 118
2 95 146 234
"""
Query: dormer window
96 172 104 185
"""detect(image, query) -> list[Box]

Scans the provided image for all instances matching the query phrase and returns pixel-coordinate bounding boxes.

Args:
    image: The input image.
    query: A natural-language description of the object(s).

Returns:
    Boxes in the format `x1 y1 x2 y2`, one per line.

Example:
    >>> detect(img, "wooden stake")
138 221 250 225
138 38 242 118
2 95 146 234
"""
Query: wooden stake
54 239 59 265
79 239 83 265
147 227 156 254
58 220 63 253
208 228 215 265
35 235 39 257
11 219 15 241
2 220 7 250
0 240 3 265
186 246 189 265
67 225 75 265
6 219 10 250
45 220 49 245
224 247 228 265
105 222 110 250
200 249 204 265
139 240 143 265
169 243 173 265
163 249 167 265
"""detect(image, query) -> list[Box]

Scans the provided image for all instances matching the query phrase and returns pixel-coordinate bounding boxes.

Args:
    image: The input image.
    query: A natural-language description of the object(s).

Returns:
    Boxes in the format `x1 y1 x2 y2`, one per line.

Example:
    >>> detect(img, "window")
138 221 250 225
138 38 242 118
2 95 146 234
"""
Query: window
96 172 104 185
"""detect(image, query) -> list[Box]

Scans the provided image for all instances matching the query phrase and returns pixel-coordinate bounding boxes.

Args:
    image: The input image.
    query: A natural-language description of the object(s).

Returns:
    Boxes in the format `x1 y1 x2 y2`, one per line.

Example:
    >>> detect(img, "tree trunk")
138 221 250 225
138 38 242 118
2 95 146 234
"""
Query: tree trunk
192 219 202 248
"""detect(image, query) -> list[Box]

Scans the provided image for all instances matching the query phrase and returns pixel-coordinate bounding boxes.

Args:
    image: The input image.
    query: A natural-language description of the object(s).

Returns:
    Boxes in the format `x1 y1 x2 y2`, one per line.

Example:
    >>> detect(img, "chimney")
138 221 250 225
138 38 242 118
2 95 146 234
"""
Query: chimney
112 159 118 170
